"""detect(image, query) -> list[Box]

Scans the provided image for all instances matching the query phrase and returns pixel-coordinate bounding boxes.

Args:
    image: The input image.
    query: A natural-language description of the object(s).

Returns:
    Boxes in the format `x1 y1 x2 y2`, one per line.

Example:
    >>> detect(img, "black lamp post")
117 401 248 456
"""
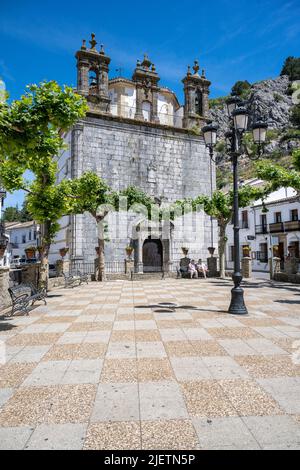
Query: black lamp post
202 97 268 315
202 123 218 254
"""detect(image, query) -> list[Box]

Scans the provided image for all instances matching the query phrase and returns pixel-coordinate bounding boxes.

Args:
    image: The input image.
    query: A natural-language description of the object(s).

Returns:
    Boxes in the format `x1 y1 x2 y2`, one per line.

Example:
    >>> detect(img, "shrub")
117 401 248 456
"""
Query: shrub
274 92 283 102
290 104 300 128
231 80 251 99
209 97 227 109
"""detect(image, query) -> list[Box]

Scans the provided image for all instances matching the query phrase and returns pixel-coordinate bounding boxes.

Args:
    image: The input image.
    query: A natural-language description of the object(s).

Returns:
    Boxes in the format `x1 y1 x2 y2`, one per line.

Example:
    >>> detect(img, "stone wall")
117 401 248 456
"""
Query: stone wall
52 114 217 265
0 267 11 310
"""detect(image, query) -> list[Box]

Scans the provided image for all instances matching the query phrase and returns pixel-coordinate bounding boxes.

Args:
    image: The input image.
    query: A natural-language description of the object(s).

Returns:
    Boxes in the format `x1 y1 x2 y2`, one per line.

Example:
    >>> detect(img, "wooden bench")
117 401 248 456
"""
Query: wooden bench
8 283 47 316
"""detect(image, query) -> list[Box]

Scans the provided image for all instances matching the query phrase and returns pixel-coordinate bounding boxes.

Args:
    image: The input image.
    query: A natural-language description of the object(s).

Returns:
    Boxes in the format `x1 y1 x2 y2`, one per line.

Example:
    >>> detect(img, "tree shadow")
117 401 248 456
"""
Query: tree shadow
274 299 300 305
0 322 19 331
135 303 228 314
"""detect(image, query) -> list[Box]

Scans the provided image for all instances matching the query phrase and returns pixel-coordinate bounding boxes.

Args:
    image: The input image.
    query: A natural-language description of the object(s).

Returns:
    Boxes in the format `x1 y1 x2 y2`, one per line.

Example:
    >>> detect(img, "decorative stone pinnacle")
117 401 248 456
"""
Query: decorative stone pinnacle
193 60 200 75
187 65 191 76
201 69 206 78
151 63 156 72
136 59 141 67
100 44 105 55
81 39 87 50
89 33 97 50
141 53 152 69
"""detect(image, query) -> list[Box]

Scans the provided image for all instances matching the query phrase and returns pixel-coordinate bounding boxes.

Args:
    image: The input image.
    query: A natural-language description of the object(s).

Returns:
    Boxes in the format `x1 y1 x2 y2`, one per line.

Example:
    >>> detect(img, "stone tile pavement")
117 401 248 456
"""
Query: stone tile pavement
0 278 300 450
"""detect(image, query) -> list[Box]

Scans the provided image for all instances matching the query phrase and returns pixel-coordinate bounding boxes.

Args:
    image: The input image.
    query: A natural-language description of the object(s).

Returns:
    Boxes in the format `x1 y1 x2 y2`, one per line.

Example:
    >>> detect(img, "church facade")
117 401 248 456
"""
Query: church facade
50 34 217 272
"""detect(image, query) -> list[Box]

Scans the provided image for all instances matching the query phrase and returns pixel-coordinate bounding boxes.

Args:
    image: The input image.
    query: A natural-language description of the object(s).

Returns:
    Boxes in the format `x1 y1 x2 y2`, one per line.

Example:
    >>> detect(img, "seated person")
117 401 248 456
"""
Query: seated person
196 259 208 278
188 259 198 278
178 256 191 277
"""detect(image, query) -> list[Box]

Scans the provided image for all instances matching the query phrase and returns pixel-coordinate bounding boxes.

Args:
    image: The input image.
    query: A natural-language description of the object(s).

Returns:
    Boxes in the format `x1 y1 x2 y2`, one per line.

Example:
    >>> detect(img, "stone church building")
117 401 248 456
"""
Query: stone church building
51 34 217 273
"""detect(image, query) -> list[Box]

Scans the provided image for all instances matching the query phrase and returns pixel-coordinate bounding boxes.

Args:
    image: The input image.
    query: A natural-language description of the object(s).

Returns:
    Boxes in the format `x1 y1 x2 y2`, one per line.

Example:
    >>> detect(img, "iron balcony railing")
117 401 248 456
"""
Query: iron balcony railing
255 224 268 234
284 220 300 232
269 222 284 233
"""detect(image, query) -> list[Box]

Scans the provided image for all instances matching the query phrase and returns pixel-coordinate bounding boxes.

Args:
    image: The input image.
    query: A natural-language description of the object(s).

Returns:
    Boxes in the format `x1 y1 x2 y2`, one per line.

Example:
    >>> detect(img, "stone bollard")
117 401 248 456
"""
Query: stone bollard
207 256 217 277
21 263 41 287
0 267 11 310
125 259 134 279
269 257 281 280
56 259 70 276
241 256 252 279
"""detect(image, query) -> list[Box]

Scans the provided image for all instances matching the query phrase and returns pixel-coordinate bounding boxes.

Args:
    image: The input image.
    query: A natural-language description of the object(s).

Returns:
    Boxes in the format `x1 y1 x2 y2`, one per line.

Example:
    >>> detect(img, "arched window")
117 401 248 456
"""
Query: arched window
89 70 98 88
142 101 151 121
195 89 203 115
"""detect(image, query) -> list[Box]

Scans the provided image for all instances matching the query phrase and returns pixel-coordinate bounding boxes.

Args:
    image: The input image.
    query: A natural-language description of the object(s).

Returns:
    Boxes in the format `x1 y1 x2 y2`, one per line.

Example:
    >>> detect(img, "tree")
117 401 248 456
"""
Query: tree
192 186 266 278
291 104 300 128
0 81 88 287
256 149 300 195
66 172 154 281
3 205 20 222
280 56 300 81
231 80 251 99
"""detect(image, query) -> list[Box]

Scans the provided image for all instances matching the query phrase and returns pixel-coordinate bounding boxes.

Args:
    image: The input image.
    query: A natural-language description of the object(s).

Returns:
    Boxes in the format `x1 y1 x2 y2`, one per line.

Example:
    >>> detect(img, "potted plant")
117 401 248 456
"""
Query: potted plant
125 245 134 259
181 247 189 256
0 244 6 259
273 245 279 257
25 246 37 259
208 247 215 256
59 247 69 259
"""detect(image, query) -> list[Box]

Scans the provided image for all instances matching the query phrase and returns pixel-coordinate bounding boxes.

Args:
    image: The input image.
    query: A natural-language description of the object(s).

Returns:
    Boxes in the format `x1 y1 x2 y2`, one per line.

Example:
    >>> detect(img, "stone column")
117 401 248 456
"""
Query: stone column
21 263 41 287
137 234 143 273
207 256 217 277
151 90 160 123
56 259 70 276
77 60 89 95
0 267 11 311
134 86 144 120
241 257 252 279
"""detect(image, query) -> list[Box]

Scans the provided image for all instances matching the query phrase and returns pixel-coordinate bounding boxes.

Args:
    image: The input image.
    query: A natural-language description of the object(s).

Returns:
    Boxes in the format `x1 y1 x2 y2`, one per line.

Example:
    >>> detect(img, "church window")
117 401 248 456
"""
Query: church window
89 70 98 88
195 89 203 115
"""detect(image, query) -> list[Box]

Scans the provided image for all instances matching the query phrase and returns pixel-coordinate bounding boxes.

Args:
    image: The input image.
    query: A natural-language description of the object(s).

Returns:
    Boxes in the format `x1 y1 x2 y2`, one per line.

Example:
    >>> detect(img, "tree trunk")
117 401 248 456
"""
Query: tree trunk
38 220 51 290
96 217 106 282
219 223 227 279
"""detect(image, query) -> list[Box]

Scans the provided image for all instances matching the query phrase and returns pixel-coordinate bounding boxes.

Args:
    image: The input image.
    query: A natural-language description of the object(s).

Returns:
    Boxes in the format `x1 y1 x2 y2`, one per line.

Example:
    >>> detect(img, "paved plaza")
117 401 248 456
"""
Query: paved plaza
0 278 300 450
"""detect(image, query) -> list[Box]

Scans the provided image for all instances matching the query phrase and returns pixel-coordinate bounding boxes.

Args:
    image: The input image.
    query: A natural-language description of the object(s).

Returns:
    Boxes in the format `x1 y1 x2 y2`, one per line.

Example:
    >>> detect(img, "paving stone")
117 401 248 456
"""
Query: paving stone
202 356 250 380
139 381 188 420
21 361 71 387
61 359 103 384
0 426 34 450
170 357 211 381
91 383 139 422
25 423 87 450
192 417 260 449
257 377 300 414
243 415 300 446
0 388 14 408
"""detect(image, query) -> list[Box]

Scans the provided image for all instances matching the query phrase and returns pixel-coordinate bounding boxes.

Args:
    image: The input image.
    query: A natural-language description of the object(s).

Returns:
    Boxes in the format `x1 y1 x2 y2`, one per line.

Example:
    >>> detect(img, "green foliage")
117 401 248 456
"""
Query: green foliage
0 81 88 249
280 128 300 141
290 104 300 128
273 92 284 102
2 200 31 222
209 97 227 109
216 167 233 189
280 56 300 81
231 80 251 99
256 149 300 192
215 141 226 153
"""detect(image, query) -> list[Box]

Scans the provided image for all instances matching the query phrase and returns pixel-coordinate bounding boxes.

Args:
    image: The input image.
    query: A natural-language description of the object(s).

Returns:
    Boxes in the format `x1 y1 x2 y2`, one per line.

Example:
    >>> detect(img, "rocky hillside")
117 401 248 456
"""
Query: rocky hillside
208 75 300 188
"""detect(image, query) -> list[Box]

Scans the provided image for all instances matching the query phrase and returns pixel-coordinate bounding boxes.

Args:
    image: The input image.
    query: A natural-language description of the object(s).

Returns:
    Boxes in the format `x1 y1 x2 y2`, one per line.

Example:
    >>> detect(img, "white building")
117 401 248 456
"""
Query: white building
226 179 300 273
0 187 9 267
6 221 40 265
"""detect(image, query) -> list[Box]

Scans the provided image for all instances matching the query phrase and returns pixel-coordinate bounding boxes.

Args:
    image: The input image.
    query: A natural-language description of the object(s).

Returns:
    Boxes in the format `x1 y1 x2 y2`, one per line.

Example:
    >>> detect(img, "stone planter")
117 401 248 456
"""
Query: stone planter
181 247 189 256
208 247 215 256
25 248 36 260
59 247 69 259
125 247 134 260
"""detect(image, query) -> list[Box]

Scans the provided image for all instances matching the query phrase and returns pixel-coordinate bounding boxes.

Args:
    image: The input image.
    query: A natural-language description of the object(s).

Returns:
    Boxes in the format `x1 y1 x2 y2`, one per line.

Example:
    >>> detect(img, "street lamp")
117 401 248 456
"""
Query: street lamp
202 123 218 255
202 97 268 315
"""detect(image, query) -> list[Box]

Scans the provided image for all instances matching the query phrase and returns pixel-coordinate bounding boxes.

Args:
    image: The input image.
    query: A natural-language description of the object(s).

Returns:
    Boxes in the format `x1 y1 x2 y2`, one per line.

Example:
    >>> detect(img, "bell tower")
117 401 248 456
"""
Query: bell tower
75 33 111 114
182 60 211 129
132 54 160 123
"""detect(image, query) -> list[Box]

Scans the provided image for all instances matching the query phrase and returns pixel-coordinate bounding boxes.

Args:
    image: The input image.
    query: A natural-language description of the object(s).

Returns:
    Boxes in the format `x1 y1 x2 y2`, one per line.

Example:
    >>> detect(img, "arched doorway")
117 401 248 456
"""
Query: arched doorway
143 237 163 272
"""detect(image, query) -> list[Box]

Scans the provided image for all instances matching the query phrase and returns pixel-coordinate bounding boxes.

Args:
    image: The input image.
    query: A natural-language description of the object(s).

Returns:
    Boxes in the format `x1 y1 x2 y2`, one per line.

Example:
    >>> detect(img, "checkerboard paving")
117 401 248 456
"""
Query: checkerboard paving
0 278 300 450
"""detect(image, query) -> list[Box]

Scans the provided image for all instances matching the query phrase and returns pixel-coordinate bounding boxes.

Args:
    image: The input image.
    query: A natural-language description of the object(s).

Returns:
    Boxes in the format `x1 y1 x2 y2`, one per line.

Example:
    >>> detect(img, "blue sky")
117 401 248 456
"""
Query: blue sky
1 0 300 206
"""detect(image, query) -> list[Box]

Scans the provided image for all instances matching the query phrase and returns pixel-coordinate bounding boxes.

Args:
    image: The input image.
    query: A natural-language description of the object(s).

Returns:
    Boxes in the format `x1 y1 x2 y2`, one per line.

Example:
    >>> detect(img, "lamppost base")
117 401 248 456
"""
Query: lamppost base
228 286 248 315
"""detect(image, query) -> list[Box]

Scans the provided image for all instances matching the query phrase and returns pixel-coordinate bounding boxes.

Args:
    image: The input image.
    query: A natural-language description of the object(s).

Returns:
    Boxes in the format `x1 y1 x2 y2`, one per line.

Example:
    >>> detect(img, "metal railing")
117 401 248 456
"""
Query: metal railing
255 224 268 234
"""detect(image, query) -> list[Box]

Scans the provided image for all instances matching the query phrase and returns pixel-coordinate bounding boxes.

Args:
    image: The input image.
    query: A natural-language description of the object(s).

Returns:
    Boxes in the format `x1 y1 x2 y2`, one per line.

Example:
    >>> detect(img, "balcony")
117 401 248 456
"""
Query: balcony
284 220 300 232
255 224 268 234
269 222 284 233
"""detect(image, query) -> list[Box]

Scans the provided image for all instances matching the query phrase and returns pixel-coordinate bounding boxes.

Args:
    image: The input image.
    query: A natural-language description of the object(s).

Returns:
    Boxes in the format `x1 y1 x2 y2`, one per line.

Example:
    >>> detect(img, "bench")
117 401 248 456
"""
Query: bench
8 283 47 316
63 270 89 288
